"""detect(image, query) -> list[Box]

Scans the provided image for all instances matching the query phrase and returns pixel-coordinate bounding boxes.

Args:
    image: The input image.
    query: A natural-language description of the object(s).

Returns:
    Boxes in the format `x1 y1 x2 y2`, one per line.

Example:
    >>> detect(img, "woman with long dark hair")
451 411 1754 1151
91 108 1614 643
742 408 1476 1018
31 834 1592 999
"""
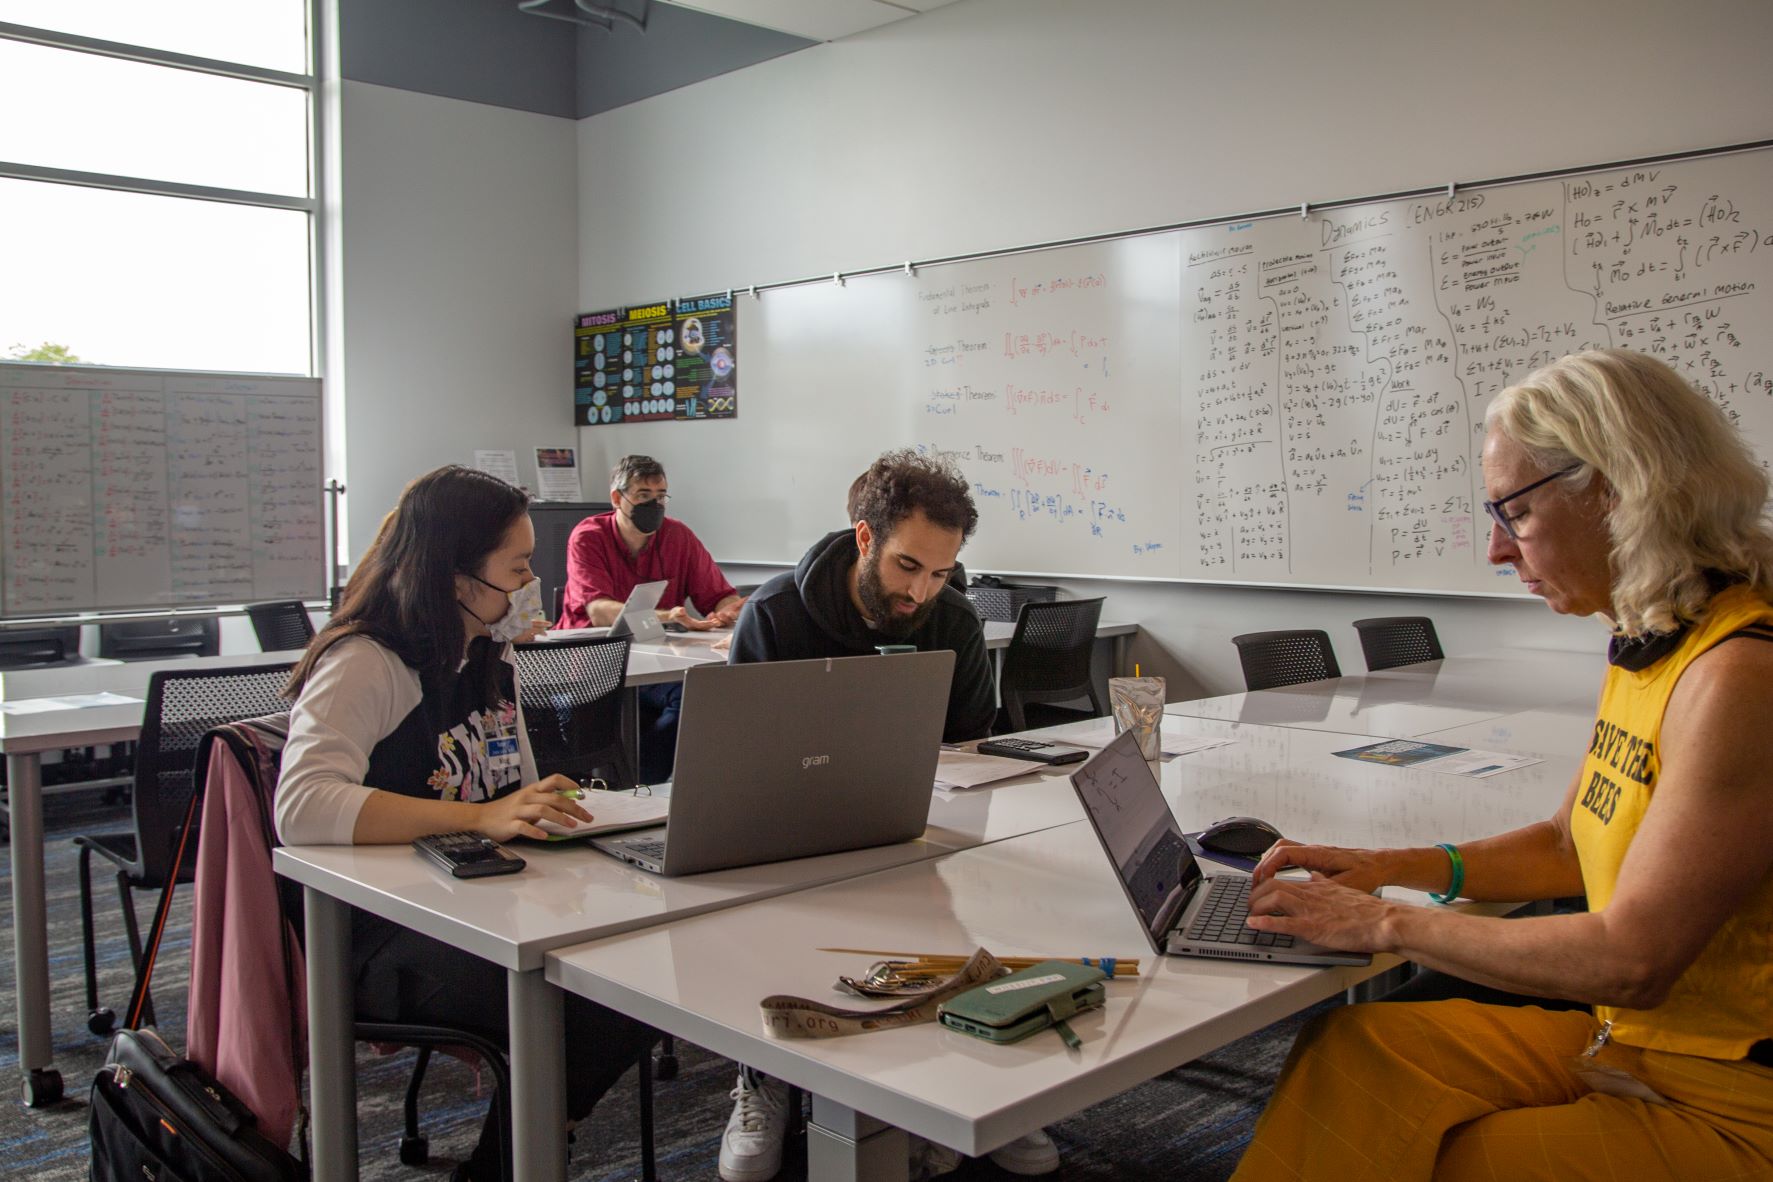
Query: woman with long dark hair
277 464 654 1181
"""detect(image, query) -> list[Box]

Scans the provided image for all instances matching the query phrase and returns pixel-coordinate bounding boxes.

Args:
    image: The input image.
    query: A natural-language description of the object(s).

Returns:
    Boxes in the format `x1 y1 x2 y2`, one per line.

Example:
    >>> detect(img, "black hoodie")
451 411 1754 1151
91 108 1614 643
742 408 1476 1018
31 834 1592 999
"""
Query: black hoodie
729 529 996 743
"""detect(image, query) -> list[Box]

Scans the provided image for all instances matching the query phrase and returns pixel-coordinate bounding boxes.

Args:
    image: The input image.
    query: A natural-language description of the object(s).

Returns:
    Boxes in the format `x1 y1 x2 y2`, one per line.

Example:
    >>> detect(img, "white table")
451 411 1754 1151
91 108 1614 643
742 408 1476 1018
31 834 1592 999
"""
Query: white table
0 648 302 1103
277 757 1086 1181
546 717 1580 1180
1165 647 1604 738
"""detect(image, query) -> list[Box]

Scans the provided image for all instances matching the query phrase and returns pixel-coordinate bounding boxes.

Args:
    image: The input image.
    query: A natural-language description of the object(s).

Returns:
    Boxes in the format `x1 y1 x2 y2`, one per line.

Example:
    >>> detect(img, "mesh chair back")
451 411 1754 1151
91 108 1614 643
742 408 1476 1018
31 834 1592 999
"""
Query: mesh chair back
0 625 80 669
100 616 221 661
245 601 316 653
1353 616 1445 671
1000 597 1106 730
513 636 632 791
134 664 296 887
1231 630 1342 691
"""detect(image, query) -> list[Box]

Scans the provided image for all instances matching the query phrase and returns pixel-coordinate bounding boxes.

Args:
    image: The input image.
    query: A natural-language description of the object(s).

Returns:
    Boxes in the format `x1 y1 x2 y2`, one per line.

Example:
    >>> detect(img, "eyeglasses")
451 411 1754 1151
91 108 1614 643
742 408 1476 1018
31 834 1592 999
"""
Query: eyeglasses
624 490 670 505
1482 464 1581 542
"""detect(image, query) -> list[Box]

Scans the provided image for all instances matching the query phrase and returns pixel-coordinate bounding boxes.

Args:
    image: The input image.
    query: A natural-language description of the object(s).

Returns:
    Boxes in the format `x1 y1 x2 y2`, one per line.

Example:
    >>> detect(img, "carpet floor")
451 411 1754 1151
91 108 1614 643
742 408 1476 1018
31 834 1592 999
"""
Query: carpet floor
0 789 1328 1180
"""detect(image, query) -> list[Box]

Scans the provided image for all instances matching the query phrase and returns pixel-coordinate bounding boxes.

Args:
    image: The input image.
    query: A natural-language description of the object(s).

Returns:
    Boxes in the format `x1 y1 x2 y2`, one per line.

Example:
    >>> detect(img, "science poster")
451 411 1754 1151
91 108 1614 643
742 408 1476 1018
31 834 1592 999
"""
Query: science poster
573 307 623 426
671 293 738 420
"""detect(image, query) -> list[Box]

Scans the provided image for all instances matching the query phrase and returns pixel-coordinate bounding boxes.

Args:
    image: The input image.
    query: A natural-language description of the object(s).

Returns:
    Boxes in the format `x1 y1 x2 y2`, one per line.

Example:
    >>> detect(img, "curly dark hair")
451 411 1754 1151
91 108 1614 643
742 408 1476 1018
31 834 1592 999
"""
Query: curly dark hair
851 449 978 543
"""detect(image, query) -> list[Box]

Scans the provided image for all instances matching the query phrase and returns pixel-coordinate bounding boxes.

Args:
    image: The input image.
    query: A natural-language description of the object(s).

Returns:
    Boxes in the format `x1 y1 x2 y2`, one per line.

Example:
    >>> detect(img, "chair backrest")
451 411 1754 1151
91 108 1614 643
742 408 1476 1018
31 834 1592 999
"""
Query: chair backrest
1352 616 1444 671
245 601 316 653
1000 597 1106 697
100 616 221 661
513 636 632 790
0 624 81 669
1231 630 1342 691
134 664 296 887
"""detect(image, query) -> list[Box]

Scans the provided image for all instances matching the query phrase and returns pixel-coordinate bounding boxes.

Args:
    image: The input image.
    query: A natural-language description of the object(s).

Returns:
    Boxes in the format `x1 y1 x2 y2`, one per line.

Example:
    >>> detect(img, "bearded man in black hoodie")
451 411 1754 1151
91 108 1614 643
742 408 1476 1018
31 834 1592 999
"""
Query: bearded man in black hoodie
728 448 995 744
718 450 1063 1182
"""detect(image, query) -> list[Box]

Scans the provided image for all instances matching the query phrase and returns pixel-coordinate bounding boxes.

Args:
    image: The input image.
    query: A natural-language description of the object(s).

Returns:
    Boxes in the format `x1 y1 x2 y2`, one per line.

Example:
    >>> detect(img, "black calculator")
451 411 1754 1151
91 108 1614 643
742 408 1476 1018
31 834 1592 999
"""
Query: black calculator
412 831 526 878
977 737 1091 765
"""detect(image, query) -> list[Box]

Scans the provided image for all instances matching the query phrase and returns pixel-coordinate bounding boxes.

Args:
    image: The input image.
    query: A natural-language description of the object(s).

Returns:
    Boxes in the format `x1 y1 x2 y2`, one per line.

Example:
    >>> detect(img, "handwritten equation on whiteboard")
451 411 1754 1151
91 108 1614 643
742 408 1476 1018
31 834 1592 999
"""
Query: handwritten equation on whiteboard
1 365 325 615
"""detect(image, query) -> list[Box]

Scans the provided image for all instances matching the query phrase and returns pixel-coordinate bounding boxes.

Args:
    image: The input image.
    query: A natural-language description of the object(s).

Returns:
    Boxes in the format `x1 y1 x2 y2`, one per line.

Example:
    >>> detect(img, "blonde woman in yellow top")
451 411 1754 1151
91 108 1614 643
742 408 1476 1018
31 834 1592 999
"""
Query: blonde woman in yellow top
1232 349 1773 1182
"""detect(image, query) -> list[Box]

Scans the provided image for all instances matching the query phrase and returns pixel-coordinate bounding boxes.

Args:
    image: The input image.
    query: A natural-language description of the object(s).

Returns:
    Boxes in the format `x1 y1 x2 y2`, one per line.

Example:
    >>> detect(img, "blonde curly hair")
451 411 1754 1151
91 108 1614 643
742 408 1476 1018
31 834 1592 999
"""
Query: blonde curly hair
1486 349 1773 637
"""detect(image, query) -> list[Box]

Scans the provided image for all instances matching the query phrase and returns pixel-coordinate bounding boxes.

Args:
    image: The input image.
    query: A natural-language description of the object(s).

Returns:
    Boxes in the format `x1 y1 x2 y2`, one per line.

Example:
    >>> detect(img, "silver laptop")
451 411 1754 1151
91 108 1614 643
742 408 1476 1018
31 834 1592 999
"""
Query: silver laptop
593 651 954 876
607 580 668 643
1069 732 1368 966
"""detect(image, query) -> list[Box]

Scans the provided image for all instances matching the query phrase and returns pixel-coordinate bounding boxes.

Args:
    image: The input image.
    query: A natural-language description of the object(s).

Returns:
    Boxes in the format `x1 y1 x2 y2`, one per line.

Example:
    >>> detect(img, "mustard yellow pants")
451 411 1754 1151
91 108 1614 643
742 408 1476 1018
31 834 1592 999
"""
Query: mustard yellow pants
1232 1000 1773 1181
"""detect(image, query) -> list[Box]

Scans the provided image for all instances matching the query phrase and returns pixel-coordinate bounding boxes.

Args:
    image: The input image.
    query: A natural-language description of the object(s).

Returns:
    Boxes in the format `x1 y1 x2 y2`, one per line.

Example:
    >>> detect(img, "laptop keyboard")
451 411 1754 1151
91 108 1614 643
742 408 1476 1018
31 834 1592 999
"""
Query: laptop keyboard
1184 876 1296 948
621 836 668 860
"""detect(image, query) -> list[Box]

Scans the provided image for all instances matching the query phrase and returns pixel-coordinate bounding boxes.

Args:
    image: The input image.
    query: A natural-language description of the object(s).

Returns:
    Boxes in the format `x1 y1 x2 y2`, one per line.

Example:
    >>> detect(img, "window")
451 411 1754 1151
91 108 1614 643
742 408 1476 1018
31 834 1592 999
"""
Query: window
0 2 317 375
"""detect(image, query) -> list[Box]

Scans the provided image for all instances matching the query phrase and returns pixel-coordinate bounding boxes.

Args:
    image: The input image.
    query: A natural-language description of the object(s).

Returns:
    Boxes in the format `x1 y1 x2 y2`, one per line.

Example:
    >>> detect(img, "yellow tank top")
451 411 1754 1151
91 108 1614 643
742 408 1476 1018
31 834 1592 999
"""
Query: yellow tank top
1572 582 1773 1059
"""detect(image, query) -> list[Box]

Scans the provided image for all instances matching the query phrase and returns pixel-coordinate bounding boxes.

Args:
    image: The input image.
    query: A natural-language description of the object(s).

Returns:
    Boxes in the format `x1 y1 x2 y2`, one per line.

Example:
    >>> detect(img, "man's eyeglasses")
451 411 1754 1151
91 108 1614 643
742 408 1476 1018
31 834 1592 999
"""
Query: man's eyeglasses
624 491 670 505
1482 464 1581 542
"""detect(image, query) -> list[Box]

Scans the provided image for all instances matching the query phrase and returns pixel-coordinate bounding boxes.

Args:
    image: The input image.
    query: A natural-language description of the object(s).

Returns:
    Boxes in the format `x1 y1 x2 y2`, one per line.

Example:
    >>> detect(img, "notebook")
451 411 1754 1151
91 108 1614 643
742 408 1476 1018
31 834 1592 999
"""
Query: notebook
592 651 953 875
1069 731 1369 966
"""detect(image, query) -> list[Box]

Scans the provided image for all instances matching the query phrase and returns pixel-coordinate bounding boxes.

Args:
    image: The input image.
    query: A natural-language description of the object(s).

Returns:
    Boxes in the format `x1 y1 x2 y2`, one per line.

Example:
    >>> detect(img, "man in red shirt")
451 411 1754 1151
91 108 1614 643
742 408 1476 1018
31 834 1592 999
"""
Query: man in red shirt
561 455 744 782
560 454 743 630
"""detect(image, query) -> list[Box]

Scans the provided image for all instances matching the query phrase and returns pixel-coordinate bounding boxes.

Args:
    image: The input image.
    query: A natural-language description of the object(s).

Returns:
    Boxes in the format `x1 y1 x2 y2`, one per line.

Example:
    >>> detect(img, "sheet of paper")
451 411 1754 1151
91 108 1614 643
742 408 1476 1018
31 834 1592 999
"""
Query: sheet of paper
0 692 143 713
934 748 1043 790
534 446 581 501
1054 717 1236 758
537 791 669 839
0 699 63 714
473 449 520 487
1334 738 1541 778
58 691 143 708
1411 748 1544 778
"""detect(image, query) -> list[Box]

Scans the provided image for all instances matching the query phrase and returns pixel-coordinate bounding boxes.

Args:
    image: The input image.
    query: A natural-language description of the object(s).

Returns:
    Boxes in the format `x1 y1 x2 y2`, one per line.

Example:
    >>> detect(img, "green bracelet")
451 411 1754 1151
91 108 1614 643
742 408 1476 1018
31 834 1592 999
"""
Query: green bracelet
1428 843 1464 905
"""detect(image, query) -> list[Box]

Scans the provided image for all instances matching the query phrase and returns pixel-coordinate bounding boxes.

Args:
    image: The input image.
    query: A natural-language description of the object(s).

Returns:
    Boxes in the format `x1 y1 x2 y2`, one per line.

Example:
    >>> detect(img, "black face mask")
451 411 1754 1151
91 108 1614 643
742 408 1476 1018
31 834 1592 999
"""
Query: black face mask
626 499 666 534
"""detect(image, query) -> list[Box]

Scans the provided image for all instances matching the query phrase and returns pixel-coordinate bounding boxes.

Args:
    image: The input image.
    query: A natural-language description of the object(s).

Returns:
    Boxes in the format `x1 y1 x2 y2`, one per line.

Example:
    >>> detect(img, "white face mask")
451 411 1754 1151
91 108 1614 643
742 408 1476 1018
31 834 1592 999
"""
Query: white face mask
468 574 546 643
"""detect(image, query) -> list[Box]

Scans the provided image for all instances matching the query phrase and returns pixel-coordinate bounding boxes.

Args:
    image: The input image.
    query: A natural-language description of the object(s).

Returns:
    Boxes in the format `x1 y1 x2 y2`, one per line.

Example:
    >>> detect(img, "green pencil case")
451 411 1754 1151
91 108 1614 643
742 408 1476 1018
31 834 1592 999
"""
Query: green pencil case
937 960 1107 1048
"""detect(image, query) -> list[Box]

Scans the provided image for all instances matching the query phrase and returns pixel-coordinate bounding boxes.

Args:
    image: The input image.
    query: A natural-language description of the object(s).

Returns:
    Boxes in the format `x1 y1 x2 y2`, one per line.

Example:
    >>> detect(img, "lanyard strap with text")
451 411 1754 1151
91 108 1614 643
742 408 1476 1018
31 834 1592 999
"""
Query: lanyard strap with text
760 948 1006 1039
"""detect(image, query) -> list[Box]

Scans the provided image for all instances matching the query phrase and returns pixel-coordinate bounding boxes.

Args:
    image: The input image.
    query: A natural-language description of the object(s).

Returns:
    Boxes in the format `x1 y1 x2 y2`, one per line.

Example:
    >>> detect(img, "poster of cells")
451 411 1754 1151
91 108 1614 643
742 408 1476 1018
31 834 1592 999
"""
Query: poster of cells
573 293 737 426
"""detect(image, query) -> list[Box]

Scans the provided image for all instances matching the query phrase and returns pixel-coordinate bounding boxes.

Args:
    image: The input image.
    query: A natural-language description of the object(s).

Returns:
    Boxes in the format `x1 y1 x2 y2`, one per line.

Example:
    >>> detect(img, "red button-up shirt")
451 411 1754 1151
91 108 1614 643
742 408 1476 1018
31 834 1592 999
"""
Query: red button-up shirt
559 512 737 628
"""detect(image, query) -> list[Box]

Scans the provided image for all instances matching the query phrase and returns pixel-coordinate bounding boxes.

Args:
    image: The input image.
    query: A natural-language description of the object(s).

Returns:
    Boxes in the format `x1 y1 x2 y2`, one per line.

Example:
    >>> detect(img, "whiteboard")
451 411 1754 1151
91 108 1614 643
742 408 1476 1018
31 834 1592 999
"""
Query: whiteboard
653 144 1773 597
0 364 325 617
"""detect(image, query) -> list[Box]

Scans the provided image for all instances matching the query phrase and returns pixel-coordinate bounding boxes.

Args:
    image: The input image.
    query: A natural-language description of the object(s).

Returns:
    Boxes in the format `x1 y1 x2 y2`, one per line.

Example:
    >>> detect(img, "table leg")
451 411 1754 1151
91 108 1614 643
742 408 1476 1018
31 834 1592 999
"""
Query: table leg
305 886 358 1180
1112 633 1129 678
807 1096 910 1182
623 687 641 786
507 967 567 1181
8 752 61 1106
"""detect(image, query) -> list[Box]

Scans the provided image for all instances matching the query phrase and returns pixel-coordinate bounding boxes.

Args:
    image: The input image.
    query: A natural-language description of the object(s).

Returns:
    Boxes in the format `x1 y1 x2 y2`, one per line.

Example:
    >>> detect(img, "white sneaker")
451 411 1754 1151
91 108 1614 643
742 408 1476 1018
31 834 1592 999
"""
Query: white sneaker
988 1128 1061 1175
719 1073 790 1182
909 1135 963 1180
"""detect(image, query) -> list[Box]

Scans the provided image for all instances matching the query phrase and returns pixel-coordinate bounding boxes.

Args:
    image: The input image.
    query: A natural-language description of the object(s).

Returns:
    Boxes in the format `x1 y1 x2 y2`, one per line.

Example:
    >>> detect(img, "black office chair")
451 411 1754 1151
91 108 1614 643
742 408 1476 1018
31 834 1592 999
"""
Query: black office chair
1353 616 1445 671
514 635 633 791
245 601 315 652
98 616 221 661
511 637 680 1083
996 597 1107 733
1231 630 1342 691
74 663 295 1035
0 625 82 669
189 713 574 1182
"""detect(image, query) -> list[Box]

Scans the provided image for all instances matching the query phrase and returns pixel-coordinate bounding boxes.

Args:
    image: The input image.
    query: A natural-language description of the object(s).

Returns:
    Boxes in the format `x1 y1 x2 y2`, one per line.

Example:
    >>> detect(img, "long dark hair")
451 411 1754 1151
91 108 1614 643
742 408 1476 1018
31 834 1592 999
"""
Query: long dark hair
286 465 530 698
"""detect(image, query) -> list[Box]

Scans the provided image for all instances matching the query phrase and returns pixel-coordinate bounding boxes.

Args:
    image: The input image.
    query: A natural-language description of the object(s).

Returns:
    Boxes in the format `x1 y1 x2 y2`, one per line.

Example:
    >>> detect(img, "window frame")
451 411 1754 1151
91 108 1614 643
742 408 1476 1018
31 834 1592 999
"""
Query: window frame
0 11 324 377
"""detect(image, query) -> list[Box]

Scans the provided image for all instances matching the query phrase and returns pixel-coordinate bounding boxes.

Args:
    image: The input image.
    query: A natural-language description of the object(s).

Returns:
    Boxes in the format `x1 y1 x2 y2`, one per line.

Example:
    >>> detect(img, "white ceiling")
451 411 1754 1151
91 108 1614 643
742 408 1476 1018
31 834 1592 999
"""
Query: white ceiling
657 0 959 42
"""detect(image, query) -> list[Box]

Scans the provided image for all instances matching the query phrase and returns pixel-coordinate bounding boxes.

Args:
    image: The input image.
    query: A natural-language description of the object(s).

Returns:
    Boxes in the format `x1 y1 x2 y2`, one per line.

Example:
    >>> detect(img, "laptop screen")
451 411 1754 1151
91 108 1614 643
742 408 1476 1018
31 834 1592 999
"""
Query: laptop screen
1069 731 1202 945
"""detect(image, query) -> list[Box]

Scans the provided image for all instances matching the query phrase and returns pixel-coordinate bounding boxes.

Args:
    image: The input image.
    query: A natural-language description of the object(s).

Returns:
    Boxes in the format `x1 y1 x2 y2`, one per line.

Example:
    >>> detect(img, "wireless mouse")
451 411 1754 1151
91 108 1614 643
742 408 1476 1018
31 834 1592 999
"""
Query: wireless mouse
1198 816 1283 857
